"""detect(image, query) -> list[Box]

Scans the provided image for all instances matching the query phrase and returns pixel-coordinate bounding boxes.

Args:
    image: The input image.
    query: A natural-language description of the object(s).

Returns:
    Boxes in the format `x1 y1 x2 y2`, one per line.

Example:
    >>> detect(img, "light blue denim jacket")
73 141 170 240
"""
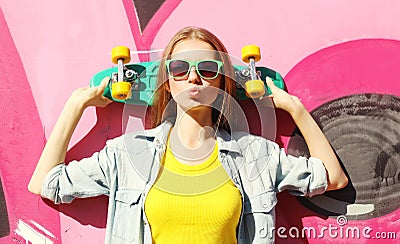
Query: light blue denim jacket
41 121 327 244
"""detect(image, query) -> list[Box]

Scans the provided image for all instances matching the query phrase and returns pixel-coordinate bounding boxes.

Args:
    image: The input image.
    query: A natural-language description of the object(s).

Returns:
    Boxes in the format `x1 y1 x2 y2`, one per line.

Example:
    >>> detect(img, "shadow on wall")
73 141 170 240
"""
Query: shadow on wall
287 93 400 220
54 102 150 228
53 103 127 228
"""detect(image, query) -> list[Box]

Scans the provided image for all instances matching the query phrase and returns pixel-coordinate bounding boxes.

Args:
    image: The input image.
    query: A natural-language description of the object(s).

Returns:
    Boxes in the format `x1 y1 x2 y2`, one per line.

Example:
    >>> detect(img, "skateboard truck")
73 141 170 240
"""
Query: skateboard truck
110 67 139 90
241 45 266 99
110 46 139 100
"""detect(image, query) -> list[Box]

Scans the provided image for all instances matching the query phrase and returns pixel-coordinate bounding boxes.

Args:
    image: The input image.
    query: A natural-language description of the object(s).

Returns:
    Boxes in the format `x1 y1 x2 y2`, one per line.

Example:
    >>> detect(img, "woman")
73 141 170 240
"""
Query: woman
28 26 348 243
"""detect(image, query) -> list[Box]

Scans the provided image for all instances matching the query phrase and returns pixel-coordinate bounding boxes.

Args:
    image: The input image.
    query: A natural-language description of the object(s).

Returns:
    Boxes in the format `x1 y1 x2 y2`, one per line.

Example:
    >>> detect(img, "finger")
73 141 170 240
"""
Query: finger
265 77 278 91
265 77 280 97
99 76 110 89
95 77 110 95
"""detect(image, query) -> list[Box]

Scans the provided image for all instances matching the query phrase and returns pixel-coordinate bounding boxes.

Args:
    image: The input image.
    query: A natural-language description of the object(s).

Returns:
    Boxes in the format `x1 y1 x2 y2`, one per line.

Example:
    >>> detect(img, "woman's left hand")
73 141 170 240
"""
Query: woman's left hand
265 77 305 116
265 78 348 191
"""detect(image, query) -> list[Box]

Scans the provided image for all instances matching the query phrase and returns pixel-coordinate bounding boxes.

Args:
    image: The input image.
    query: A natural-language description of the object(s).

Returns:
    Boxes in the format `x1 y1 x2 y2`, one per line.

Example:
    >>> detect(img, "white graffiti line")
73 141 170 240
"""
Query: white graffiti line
107 48 165 55
307 194 375 216
346 203 375 216
29 220 56 239
15 220 54 244
131 49 165 54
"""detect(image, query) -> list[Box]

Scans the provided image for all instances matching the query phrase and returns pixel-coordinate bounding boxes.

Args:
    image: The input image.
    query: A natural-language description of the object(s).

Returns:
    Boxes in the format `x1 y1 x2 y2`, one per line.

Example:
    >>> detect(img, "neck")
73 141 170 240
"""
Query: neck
173 105 215 148
169 105 217 164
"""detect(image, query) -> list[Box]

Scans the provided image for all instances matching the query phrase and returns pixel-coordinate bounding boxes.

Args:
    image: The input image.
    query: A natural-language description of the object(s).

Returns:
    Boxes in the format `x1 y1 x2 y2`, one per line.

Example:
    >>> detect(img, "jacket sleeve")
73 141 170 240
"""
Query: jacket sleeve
269 141 328 197
41 143 115 204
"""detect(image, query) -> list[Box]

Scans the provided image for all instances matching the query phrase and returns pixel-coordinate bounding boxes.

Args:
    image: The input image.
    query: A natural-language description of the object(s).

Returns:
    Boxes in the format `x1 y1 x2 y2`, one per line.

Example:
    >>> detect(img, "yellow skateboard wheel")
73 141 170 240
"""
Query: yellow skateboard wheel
111 82 131 100
241 45 261 63
111 46 131 64
245 79 265 98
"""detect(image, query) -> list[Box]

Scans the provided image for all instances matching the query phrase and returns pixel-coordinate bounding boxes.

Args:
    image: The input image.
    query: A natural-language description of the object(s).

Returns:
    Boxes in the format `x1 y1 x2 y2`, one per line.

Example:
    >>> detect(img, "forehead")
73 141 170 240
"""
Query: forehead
171 39 217 60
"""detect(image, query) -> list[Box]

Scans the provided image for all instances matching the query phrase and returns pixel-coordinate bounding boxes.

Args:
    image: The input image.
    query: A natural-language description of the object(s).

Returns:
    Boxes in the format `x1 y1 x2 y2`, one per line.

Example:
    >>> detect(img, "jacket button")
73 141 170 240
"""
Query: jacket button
263 203 269 208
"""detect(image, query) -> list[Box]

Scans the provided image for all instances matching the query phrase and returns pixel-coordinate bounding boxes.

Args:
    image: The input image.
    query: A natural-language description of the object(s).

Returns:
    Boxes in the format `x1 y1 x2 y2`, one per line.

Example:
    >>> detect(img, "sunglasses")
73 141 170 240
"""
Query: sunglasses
166 59 223 80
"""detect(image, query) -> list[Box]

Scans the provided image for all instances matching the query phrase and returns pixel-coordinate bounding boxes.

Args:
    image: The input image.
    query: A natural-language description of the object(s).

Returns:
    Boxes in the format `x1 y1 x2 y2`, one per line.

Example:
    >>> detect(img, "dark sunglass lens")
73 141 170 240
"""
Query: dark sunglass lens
169 60 189 77
198 61 219 78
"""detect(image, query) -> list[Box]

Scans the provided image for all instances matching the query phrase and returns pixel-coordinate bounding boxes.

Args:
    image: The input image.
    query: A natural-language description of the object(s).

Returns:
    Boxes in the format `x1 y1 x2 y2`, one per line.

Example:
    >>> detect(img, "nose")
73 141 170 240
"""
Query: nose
187 66 202 84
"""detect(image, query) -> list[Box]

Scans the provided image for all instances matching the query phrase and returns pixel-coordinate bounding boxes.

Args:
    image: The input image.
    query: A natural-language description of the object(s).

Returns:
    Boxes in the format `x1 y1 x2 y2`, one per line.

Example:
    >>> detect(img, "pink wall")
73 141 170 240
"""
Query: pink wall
0 0 399 243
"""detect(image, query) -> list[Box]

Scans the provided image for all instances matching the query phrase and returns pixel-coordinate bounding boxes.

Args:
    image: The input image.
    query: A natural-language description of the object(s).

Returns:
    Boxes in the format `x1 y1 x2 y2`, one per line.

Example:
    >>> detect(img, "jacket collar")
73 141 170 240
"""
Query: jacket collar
134 121 242 154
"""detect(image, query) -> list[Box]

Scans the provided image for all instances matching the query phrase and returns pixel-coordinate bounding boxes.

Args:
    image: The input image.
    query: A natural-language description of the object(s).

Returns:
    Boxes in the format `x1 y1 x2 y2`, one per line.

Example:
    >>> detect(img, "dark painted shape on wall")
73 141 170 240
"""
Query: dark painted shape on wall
0 178 9 238
123 0 181 61
133 0 166 32
288 93 400 220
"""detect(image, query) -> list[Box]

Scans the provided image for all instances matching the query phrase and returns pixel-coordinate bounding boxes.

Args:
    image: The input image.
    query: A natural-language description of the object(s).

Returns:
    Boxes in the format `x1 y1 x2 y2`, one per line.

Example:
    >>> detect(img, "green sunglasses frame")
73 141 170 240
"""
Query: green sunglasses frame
165 59 223 80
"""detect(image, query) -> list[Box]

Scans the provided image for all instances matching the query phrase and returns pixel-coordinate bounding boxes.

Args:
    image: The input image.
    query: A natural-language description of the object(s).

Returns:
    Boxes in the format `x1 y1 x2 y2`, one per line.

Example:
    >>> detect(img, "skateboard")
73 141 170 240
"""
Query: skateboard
90 45 285 106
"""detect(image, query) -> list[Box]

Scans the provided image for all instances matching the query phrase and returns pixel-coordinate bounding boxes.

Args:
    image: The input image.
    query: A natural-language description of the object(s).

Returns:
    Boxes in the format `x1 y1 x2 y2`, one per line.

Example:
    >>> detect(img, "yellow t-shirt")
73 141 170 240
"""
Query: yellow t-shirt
144 140 242 243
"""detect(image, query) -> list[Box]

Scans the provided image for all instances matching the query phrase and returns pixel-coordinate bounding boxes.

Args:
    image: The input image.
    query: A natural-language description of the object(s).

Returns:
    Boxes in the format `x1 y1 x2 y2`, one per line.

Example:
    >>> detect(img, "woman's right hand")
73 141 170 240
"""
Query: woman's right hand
68 77 113 109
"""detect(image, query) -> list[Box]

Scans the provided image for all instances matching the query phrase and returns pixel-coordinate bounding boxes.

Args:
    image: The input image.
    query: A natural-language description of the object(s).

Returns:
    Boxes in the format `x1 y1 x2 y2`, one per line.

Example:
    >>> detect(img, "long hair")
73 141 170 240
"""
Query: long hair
148 26 236 132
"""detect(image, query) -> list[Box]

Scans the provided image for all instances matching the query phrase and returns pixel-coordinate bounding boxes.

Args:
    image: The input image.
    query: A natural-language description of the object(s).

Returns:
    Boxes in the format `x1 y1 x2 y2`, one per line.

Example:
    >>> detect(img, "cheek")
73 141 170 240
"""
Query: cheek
168 79 184 97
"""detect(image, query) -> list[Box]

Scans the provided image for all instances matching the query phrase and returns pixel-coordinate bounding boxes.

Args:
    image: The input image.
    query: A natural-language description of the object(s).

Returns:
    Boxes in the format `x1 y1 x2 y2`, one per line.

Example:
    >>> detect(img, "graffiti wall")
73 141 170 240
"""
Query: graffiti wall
0 0 399 243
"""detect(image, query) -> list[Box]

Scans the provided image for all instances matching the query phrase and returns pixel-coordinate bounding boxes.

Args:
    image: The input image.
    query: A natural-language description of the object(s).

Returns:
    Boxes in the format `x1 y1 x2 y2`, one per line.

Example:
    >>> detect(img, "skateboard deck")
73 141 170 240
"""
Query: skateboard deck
90 61 285 106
